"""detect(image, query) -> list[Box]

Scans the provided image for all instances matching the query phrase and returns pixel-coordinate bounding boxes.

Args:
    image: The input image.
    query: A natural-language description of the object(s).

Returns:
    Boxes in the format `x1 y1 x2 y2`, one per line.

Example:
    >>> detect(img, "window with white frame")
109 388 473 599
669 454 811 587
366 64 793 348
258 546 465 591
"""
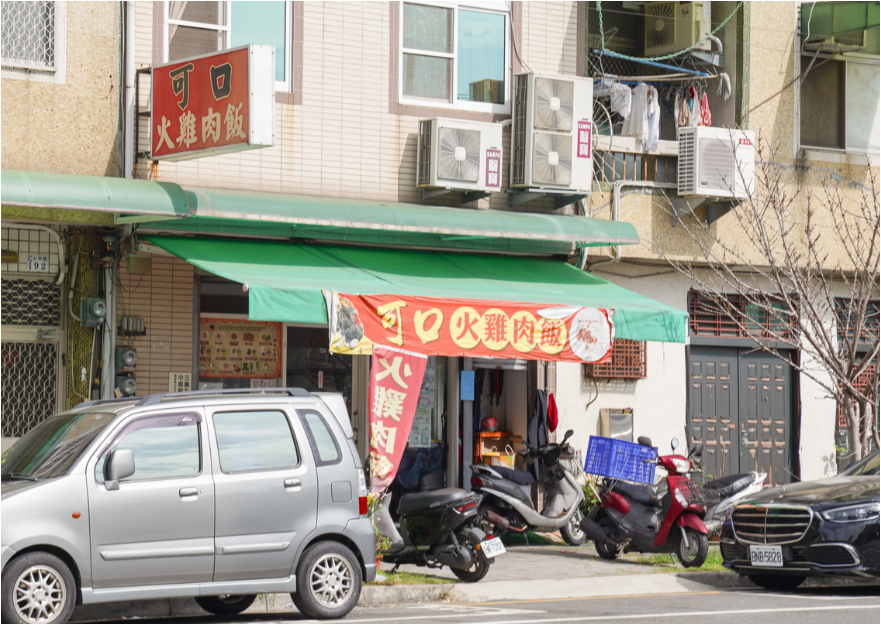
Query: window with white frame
164 1 291 90
400 1 511 113
1 1 56 72
800 2 880 153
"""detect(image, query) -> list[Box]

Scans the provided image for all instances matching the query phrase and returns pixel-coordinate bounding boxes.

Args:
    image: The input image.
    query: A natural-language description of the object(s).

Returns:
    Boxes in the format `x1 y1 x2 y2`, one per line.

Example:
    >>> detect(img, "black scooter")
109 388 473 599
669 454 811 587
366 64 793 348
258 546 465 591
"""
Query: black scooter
375 487 505 582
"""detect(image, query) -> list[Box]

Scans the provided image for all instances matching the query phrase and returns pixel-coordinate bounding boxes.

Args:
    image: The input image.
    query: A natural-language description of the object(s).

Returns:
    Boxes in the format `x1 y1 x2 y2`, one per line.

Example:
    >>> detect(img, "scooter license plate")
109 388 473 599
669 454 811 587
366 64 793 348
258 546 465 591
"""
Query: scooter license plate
749 545 783 567
480 537 506 558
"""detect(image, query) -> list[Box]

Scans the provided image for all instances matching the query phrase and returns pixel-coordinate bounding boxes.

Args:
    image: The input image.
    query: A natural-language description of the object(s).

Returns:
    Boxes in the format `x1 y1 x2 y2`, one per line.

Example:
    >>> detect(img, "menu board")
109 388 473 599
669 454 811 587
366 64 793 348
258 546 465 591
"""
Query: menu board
199 318 282 378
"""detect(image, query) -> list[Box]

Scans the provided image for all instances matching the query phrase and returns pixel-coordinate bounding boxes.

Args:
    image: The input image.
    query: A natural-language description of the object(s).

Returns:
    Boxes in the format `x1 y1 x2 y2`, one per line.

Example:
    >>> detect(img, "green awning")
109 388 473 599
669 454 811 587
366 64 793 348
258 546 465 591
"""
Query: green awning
148 235 686 343
1 169 639 254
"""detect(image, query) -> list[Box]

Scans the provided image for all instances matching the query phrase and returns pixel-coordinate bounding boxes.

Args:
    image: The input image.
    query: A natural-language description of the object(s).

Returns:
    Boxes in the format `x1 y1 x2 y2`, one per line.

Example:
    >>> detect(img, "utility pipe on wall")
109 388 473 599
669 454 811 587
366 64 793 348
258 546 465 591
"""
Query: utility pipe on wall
124 1 135 179
582 180 678 271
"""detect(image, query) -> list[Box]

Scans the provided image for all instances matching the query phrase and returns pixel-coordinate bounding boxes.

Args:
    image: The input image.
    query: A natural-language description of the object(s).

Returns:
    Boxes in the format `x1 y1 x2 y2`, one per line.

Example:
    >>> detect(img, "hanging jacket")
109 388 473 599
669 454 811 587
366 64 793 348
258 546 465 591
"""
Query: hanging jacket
528 389 549 479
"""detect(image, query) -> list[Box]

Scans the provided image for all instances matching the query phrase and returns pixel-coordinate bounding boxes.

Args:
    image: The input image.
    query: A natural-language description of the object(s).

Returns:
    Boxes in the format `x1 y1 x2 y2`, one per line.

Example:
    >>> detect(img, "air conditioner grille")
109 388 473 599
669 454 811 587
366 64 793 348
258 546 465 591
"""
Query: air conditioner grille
417 120 432 186
533 132 572 186
534 77 574 131
512 73 529 186
678 131 696 194
645 2 677 48
698 137 737 192
437 127 480 182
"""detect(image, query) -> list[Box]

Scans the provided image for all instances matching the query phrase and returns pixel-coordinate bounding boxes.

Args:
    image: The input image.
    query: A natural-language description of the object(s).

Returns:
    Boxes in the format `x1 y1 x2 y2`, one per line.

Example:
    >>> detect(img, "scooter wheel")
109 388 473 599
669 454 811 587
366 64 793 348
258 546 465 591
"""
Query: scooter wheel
561 509 587 546
594 518 619 560
452 555 490 583
676 527 709 568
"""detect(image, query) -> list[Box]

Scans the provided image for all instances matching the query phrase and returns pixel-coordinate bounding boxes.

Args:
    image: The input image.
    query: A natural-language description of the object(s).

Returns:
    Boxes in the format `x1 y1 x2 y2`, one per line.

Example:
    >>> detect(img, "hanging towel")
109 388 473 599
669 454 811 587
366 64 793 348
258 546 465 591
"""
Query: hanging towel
621 83 650 141
547 392 558 433
700 91 712 126
644 86 661 152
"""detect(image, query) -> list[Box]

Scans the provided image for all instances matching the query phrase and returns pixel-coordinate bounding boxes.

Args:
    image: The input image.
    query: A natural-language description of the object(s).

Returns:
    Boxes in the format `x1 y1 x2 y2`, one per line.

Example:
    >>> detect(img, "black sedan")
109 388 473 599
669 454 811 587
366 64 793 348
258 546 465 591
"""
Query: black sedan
720 450 879 590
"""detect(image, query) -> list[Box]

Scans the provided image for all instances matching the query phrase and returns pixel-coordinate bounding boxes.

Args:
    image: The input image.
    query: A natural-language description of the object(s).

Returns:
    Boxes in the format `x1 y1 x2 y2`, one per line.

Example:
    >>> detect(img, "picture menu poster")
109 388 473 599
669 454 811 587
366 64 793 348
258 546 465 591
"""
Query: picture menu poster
199 318 282 378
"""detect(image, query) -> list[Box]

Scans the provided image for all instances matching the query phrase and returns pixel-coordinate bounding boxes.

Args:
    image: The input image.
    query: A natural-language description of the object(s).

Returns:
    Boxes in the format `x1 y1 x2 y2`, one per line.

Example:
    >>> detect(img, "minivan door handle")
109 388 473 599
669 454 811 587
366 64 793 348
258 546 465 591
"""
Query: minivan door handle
284 478 301 490
179 487 199 500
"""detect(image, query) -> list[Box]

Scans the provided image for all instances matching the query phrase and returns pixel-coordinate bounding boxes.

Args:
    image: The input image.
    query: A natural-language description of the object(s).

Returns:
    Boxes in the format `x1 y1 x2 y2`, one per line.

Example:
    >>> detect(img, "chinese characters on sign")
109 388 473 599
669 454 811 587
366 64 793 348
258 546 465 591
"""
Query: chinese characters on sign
368 345 428 492
199 318 282 378
485 148 502 188
577 121 592 159
326 292 615 364
168 372 192 394
26 254 49 272
152 45 274 161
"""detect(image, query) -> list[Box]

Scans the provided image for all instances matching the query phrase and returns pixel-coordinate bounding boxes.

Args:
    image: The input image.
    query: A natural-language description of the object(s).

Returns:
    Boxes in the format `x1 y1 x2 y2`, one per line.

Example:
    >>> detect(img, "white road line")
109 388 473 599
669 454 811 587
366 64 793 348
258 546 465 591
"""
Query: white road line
729 589 880 602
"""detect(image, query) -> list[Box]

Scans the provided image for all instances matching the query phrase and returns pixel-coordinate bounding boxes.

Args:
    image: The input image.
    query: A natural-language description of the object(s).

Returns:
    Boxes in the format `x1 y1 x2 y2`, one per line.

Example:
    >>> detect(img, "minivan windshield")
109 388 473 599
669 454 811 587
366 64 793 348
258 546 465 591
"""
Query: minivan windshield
1 411 116 480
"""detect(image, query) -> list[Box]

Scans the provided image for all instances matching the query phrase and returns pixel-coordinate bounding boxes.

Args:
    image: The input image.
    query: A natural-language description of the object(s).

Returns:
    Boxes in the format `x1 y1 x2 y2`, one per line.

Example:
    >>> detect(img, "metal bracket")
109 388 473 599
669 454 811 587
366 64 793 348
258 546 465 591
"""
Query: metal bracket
507 189 589 208
706 200 738 225
134 66 155 161
421 189 493 204
671 197 706 226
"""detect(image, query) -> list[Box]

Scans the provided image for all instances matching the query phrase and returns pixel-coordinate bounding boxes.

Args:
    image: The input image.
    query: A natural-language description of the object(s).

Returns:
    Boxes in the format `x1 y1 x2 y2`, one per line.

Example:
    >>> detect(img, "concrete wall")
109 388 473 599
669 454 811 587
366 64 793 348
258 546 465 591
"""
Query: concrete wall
1 1 122 177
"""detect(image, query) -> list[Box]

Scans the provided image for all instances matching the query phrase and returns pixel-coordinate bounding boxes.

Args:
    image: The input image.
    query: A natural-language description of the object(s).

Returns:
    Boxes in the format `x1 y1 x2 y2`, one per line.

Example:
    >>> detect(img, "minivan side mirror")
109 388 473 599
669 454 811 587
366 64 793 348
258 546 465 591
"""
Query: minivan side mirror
637 436 653 449
104 448 135 491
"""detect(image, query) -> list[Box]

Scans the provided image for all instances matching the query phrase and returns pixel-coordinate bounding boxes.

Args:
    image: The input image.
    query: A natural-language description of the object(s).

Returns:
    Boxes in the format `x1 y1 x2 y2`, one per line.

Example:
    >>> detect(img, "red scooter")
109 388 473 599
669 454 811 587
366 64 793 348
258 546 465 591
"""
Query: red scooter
580 436 709 568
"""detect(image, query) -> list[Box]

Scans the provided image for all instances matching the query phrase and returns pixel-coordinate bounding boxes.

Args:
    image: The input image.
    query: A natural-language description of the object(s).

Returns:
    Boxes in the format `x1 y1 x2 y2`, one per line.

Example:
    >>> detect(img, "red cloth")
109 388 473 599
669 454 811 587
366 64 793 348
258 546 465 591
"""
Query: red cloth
547 392 558 432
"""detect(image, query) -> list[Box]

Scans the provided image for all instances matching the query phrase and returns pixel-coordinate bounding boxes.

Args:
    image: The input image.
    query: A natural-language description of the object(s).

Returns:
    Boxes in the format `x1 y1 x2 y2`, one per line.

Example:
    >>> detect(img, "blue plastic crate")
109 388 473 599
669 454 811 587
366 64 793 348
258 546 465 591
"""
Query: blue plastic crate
584 435 657 484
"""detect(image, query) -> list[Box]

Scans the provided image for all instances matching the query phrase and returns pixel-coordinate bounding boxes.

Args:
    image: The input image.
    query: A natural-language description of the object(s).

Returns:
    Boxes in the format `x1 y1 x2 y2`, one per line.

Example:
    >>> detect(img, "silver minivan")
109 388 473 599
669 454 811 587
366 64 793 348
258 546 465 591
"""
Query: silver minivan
1 388 375 624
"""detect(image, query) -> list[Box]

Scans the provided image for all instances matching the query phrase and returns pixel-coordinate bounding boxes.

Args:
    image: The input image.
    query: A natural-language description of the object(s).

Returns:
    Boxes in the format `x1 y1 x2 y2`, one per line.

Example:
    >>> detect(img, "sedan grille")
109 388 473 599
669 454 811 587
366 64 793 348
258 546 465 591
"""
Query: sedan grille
805 544 859 567
720 540 745 562
732 505 812 544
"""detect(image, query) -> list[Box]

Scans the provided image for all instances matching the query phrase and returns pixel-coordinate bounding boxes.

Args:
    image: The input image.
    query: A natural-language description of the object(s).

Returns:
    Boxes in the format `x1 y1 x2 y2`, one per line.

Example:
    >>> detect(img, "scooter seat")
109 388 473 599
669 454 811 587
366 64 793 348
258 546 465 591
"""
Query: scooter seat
702 474 754 499
611 481 659 506
489 465 535 486
397 487 472 515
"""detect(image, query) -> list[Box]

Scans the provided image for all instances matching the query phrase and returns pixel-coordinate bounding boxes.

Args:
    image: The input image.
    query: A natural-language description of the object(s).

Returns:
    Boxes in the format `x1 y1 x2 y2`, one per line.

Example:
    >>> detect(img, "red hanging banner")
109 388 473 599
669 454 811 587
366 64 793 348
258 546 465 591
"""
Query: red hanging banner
325 292 614 364
367 345 428 492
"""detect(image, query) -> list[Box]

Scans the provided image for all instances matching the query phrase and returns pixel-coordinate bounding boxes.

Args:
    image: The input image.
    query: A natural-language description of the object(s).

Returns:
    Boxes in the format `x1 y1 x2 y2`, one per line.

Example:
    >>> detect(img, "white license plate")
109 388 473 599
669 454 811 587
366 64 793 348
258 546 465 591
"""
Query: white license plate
749 545 783 567
480 537 506 558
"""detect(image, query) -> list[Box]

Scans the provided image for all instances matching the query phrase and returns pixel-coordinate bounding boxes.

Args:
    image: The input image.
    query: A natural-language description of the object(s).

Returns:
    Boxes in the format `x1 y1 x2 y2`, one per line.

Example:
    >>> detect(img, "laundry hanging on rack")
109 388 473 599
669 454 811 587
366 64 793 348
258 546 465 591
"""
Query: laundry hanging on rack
621 83 660 152
672 85 713 130
594 78 632 119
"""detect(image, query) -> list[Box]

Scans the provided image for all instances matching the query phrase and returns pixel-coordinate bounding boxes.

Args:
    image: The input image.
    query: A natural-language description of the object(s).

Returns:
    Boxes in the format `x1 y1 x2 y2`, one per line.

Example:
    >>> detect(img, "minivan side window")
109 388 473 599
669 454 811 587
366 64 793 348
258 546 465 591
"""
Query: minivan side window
95 413 201 482
213 410 299 473
298 410 341 466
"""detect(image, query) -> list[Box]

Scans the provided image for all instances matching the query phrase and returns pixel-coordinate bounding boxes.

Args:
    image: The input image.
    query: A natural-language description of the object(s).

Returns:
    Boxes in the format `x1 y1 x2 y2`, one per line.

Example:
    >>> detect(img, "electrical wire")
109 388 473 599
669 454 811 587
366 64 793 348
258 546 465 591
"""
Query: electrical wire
507 1 531 72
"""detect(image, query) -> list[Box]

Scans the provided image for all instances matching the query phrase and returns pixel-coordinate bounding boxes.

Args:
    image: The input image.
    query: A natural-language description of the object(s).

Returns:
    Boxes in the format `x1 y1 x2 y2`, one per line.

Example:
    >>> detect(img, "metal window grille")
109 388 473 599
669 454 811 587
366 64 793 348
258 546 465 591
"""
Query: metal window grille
511 73 528 186
688 291 797 340
1 1 55 71
1 342 59 437
586 339 646 379
417 120 432 186
1 279 61 327
835 299 880 345
593 151 677 184
837 363 877 428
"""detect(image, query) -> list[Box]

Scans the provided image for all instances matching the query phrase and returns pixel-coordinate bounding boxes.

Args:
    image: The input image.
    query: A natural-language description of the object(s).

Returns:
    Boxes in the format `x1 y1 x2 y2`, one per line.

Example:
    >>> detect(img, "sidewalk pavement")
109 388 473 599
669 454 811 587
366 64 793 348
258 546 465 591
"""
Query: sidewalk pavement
73 544 878 622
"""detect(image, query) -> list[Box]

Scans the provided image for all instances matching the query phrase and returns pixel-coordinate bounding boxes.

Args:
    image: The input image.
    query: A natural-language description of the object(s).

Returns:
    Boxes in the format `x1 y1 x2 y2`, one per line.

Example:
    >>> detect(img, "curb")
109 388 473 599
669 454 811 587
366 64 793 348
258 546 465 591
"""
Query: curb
678 570 881 590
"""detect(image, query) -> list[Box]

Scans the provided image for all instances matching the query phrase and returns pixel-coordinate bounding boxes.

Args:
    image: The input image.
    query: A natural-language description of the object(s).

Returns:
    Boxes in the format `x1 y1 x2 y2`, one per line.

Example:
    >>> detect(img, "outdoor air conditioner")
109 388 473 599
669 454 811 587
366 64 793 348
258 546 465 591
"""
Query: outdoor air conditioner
510 72 593 192
677 126 755 199
416 118 504 193
644 2 712 57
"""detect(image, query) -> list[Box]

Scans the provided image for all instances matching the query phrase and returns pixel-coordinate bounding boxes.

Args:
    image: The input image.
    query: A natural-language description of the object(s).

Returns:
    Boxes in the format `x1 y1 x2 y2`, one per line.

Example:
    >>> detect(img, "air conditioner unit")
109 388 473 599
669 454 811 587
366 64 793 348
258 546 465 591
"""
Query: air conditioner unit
644 1 711 57
677 127 755 199
511 72 593 192
416 118 504 193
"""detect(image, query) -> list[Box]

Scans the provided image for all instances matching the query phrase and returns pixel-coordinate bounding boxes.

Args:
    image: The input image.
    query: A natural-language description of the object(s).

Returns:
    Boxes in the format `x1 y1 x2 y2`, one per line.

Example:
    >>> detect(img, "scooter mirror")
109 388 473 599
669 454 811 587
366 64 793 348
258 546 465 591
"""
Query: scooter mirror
637 436 652 448
563 429 574 442
690 442 704 458
671 437 679 451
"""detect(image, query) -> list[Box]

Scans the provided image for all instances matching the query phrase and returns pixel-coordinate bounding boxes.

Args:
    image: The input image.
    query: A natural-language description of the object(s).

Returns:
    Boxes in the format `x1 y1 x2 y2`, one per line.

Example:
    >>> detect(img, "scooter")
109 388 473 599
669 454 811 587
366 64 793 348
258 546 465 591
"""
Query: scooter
470 429 587 546
375 487 504 582
687 445 767 536
581 436 710 568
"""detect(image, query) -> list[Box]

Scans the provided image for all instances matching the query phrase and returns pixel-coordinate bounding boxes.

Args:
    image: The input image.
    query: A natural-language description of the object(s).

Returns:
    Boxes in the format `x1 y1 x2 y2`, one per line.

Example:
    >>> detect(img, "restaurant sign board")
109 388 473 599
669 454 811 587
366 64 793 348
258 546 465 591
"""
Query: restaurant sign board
152 45 274 161
325 292 614 364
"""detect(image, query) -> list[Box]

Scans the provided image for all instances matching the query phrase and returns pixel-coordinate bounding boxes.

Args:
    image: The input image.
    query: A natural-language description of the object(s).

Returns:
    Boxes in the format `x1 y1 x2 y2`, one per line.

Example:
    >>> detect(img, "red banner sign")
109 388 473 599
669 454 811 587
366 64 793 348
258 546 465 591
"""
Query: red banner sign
326 292 614 364
151 45 274 161
368 345 428 492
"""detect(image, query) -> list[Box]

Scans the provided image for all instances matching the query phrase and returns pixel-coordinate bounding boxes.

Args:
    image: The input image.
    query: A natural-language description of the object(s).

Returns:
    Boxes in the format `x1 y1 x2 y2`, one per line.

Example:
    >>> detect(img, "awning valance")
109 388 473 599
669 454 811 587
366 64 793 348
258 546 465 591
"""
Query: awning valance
148 236 686 343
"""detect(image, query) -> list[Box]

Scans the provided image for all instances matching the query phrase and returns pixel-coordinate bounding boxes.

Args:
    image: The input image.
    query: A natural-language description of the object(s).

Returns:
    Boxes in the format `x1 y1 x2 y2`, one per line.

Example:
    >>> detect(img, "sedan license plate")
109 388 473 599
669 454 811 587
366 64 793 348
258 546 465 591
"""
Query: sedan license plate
480 537 506 558
749 545 783 567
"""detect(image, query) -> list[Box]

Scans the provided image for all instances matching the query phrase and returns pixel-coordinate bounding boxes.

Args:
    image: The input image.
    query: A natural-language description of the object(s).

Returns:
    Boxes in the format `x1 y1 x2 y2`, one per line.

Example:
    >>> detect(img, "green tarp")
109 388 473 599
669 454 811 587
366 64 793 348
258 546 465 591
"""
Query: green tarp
149 236 686 343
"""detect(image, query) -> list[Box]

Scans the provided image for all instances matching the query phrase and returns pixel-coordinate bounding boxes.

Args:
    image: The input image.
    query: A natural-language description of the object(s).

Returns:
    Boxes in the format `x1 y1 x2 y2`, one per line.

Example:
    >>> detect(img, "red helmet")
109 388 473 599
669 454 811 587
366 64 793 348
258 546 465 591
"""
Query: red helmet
480 418 500 432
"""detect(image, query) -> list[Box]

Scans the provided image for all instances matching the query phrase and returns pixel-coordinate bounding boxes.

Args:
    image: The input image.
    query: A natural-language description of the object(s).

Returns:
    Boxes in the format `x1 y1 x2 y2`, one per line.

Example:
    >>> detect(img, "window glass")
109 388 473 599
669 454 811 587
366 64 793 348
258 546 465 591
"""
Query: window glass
175 0 225 25
403 3 451 53
846 62 881 152
169 24 223 62
96 416 200 482
403 53 451 100
800 57 844 149
231 1 286 82
299 410 341 465
1 1 55 70
214 411 298 472
457 9 505 104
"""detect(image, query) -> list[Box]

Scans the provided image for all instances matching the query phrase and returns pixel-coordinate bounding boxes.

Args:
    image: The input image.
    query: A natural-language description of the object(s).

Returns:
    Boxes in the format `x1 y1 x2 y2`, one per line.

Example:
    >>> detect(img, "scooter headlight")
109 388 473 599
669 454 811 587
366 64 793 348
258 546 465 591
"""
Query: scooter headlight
672 458 692 473
673 488 688 508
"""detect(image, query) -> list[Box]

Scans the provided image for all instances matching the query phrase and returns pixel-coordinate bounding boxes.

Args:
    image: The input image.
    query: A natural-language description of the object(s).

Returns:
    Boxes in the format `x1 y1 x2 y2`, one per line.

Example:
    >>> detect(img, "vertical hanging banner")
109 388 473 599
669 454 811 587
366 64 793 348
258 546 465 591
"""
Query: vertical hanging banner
368 345 428 492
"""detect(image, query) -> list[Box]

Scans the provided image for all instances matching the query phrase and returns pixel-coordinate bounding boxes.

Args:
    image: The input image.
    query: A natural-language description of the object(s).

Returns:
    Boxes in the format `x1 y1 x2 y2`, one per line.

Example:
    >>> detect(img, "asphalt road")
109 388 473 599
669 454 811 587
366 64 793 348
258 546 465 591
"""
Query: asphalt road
103 584 880 624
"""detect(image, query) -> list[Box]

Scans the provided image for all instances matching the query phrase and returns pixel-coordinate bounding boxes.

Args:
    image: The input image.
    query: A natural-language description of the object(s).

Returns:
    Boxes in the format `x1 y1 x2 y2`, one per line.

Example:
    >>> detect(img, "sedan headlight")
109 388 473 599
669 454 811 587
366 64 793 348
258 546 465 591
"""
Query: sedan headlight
820 502 880 523
672 458 691 473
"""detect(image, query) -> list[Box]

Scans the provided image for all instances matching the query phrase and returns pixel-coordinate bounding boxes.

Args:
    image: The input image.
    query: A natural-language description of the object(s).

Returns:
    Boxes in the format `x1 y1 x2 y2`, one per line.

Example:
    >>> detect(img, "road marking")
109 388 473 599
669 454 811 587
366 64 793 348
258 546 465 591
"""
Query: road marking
450 590 720 606
459 603 880 624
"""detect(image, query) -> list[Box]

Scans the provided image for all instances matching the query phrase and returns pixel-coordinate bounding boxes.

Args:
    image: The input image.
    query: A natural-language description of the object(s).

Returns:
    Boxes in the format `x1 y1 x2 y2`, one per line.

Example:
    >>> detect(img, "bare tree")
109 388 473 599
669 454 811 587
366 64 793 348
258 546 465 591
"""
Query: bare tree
653 139 879 465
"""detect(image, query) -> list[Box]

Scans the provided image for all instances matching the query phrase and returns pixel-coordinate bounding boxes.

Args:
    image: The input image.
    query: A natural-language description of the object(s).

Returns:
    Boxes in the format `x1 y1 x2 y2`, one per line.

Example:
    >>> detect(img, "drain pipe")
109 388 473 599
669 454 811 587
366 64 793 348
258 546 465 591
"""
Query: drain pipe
584 180 677 271
123 1 135 179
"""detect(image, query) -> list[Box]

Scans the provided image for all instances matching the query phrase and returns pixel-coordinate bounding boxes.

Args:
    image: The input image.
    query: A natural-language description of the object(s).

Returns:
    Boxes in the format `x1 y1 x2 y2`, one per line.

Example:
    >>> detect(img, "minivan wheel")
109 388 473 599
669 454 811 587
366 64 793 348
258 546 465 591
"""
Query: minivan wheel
292 541 362 619
194 594 257 615
1 551 76 624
